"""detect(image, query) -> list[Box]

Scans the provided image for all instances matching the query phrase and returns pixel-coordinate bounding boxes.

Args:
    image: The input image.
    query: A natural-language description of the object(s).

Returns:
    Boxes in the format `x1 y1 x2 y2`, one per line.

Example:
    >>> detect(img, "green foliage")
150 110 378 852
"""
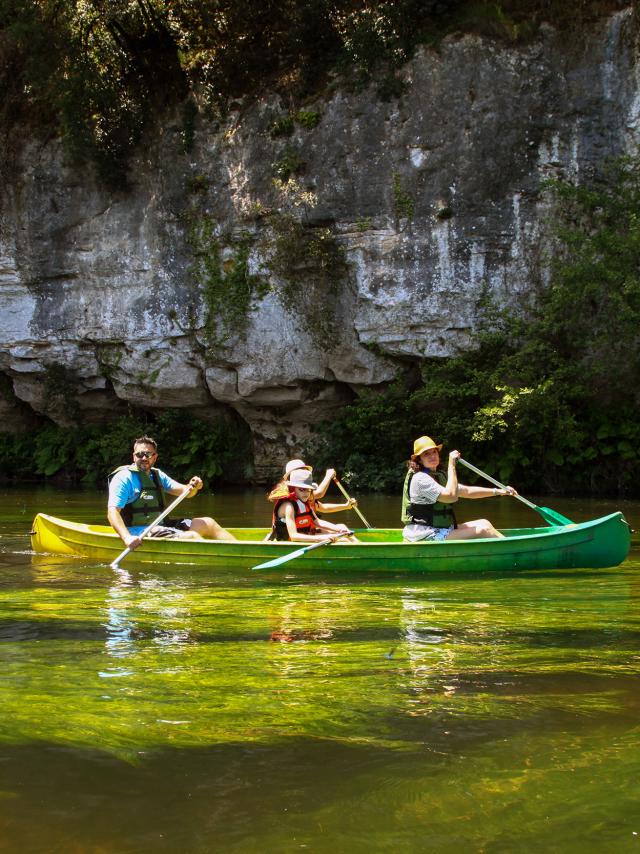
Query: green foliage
453 1 536 42
0 0 188 186
269 116 295 139
270 110 321 139
32 426 78 477
436 205 454 221
268 213 349 340
186 175 209 194
312 155 640 497
392 172 415 227
186 215 268 351
376 72 408 102
356 217 373 232
333 2 417 82
0 1 625 181
272 147 306 181
295 109 321 129
0 410 242 486
451 0 624 43
308 381 416 491
147 410 239 483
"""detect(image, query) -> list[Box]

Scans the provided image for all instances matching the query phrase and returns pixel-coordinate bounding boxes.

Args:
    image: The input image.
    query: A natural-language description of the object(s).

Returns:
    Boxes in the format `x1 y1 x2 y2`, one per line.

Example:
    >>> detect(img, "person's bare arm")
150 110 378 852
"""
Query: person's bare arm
315 517 352 536
166 475 202 498
108 506 141 549
458 484 518 499
282 503 326 542
315 498 355 513
313 469 335 500
437 450 460 503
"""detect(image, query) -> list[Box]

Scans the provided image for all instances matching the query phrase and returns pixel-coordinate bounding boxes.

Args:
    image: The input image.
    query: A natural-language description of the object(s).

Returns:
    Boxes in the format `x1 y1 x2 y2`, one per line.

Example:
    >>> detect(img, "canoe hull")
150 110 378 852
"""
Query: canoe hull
30 512 631 572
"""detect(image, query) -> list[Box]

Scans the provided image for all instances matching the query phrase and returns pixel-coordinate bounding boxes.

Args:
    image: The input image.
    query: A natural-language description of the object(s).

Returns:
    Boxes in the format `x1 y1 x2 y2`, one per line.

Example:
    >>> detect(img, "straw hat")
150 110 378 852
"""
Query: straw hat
411 435 443 460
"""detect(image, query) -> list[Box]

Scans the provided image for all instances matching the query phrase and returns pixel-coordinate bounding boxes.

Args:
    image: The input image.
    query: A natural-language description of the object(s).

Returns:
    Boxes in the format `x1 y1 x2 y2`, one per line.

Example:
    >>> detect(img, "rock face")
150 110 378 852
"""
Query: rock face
1 9 638 480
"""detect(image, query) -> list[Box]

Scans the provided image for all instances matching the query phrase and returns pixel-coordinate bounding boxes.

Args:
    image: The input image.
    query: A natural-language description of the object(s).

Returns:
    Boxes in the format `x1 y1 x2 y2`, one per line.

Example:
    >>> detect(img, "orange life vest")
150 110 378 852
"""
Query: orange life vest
271 491 320 541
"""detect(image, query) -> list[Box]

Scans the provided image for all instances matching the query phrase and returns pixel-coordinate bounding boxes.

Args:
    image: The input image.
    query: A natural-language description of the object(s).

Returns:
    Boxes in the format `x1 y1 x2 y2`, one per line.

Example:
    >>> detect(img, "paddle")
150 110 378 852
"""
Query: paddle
458 458 573 526
333 476 371 528
252 531 352 571
110 486 192 569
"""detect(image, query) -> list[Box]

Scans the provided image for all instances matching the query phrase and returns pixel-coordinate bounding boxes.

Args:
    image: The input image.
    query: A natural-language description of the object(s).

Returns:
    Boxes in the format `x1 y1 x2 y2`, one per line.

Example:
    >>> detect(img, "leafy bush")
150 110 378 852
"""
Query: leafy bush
0 410 243 487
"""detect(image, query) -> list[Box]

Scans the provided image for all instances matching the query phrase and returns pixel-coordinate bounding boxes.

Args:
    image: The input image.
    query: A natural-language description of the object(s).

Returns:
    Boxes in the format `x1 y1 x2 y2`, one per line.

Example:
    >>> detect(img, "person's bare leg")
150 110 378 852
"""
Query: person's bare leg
446 519 504 540
151 526 201 540
189 516 237 541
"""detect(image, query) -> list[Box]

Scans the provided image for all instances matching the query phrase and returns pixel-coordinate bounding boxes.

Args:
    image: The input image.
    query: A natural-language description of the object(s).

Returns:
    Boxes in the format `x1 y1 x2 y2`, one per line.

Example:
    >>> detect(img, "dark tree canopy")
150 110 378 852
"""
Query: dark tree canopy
0 0 628 181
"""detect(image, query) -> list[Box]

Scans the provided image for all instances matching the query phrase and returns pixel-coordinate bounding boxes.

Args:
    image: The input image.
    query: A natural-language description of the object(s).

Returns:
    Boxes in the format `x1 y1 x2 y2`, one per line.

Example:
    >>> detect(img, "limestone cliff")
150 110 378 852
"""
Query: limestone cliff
1 8 638 481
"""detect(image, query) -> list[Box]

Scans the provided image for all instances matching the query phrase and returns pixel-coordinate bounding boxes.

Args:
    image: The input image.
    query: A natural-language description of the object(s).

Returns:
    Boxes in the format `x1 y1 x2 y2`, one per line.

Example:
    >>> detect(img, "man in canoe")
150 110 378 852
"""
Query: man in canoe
402 436 518 542
108 436 235 549
269 468 358 543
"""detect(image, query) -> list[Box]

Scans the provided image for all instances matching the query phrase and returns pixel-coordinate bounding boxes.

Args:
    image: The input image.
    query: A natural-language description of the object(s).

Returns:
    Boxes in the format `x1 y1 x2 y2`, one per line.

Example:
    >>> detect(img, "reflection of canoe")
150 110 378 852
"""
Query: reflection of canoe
30 512 631 572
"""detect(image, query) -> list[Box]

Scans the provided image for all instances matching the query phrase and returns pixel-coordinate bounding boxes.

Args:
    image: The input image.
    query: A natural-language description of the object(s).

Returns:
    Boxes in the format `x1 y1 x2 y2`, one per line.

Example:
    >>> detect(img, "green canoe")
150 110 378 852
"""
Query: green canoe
31 511 631 572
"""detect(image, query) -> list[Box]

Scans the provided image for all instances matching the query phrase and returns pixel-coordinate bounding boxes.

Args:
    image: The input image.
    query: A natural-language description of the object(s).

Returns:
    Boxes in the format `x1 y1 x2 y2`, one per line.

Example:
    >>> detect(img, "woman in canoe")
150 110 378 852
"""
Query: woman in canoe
402 436 517 542
269 469 357 543
274 458 357 516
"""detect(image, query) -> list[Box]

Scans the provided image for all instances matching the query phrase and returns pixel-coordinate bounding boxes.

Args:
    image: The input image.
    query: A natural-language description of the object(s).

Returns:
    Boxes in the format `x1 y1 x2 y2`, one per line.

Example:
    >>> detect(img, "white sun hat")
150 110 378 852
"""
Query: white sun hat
284 458 312 476
285 470 318 490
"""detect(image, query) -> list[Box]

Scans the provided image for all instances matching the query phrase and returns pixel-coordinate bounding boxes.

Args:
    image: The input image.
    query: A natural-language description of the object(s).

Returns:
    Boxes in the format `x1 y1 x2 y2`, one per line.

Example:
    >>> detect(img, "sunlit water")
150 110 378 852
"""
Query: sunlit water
1 486 639 853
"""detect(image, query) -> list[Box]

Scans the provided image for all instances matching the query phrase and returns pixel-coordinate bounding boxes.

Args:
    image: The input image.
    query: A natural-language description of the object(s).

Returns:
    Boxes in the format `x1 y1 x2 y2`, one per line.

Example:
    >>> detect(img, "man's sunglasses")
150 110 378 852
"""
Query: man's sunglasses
134 451 155 459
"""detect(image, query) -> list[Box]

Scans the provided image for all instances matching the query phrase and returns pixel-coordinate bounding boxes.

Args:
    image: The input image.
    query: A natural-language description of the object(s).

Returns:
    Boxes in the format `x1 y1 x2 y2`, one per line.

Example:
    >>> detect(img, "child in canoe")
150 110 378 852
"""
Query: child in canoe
277 458 358 516
268 469 358 543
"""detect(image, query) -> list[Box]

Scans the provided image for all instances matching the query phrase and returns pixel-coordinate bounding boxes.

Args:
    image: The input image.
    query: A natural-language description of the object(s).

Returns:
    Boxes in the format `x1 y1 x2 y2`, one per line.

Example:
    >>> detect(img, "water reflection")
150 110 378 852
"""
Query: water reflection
1 488 639 852
102 569 201 662
0 620 41 642
267 586 338 643
103 568 138 659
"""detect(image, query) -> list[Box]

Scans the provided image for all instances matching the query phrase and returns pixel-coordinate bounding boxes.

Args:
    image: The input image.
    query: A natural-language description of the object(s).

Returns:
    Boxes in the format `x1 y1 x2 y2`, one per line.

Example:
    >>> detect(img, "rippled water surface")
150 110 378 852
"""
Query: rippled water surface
1 487 639 852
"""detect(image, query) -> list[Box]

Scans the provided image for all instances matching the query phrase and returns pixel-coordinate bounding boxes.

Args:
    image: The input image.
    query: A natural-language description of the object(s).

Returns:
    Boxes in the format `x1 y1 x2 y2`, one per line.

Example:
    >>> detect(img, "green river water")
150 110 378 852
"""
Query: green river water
0 486 639 853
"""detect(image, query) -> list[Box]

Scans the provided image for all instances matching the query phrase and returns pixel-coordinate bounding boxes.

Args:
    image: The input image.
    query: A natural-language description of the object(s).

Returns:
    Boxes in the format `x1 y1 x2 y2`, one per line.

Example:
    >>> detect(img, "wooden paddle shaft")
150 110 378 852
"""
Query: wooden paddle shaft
332 477 371 528
458 458 538 512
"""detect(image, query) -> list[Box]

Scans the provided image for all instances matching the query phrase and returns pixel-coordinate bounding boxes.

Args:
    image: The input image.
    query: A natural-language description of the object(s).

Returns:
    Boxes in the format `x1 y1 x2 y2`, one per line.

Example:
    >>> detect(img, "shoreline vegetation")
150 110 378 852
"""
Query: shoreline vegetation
0 1 638 496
